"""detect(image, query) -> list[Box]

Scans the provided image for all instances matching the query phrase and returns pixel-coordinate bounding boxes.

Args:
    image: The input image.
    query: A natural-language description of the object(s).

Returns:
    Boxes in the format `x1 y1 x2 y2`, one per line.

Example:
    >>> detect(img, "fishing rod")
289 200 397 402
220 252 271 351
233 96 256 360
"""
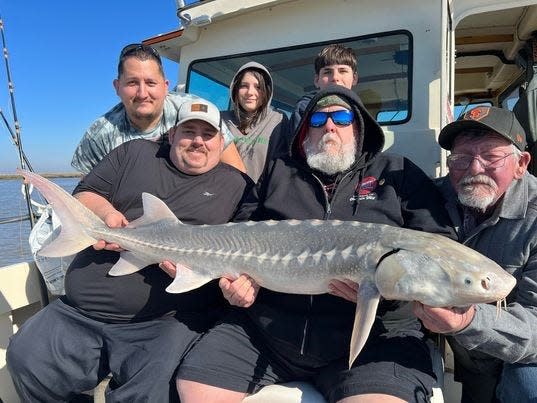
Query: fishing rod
0 214 30 224
0 17 35 225
0 108 34 170
0 16 49 307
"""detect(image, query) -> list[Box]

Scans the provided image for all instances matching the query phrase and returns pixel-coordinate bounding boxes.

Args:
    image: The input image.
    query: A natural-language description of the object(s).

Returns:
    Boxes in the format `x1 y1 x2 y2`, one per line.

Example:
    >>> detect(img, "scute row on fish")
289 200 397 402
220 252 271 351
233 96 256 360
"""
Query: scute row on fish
18 169 516 367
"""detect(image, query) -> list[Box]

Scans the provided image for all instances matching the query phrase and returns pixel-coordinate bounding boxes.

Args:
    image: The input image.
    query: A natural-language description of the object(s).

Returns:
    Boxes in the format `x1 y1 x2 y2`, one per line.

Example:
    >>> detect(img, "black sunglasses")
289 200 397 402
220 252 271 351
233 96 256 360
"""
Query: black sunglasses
120 43 161 61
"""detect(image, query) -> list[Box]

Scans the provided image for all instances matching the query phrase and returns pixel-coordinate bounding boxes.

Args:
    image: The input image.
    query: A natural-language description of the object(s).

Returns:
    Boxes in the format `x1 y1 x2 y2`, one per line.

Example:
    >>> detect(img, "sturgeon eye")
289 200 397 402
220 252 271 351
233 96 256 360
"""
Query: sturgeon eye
464 278 472 285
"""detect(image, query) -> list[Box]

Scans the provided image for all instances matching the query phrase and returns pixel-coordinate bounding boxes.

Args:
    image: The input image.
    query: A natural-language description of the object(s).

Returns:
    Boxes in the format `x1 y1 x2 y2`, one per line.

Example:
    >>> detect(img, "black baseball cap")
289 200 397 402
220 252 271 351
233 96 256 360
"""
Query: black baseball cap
439 106 527 151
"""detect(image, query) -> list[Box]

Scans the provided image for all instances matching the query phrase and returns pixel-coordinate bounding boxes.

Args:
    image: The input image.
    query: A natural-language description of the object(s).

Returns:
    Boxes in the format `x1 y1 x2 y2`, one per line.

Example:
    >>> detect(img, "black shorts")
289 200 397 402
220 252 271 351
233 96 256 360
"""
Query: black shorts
177 309 436 402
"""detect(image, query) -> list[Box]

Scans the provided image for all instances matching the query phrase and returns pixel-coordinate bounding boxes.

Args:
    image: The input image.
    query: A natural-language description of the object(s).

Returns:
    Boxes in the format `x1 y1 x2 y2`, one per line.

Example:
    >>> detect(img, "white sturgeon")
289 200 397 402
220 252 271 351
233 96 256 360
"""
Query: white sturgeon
20 169 516 368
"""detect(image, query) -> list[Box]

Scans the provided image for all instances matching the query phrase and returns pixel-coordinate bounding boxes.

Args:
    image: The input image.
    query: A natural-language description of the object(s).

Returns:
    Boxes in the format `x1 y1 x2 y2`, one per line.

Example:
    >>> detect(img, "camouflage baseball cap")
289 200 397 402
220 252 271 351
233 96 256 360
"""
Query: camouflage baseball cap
313 94 352 111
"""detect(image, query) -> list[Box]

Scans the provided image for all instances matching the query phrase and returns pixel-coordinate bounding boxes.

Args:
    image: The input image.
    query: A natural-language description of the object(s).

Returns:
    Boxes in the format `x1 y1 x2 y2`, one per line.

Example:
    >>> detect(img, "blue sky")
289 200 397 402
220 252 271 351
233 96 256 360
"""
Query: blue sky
0 1 188 174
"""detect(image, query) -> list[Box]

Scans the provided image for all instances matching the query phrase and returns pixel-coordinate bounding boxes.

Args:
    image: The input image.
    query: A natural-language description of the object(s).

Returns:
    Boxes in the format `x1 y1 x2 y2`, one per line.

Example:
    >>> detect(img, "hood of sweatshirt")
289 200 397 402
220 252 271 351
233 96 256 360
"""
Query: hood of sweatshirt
229 61 274 115
290 85 385 171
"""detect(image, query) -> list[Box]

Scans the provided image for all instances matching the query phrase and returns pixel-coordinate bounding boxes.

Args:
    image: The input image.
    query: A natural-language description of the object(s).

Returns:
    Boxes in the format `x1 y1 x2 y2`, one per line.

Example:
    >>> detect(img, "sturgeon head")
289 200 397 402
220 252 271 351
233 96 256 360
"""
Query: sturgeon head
374 228 516 307
344 226 517 369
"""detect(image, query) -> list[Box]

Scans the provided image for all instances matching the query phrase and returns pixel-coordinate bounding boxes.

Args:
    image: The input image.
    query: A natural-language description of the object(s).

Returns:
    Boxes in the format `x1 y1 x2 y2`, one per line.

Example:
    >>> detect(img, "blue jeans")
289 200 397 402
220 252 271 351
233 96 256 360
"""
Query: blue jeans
496 362 537 402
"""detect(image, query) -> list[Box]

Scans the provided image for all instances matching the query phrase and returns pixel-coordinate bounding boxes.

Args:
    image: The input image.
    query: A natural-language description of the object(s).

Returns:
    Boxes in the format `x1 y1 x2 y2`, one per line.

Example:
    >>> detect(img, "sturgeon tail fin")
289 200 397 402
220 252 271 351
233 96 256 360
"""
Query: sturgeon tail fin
18 169 103 257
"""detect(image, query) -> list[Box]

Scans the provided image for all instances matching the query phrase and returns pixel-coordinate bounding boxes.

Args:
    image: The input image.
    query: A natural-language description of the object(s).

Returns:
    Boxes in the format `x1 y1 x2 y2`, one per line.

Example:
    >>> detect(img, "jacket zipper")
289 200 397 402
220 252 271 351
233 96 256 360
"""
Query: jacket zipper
298 171 353 355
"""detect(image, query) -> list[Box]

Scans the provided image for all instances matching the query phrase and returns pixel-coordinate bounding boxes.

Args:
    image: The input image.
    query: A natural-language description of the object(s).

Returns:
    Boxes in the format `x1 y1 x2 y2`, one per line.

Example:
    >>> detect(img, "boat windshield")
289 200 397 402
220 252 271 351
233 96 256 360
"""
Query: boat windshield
186 30 411 125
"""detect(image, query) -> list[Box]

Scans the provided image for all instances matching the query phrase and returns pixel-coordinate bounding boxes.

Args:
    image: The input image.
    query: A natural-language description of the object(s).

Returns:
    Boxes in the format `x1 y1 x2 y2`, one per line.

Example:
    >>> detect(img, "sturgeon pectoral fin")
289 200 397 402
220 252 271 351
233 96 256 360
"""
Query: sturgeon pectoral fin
165 263 214 294
348 280 381 369
108 252 149 276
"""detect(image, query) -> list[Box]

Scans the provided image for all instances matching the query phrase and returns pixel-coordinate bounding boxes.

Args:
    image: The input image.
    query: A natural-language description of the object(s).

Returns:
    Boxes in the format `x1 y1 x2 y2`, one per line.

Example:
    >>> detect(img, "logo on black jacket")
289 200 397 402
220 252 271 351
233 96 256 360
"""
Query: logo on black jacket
350 176 380 202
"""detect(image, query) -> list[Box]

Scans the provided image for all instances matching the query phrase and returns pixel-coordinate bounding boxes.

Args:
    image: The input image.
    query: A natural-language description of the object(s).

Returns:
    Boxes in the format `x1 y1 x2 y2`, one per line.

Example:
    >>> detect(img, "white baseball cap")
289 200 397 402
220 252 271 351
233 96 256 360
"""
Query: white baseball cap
175 99 221 131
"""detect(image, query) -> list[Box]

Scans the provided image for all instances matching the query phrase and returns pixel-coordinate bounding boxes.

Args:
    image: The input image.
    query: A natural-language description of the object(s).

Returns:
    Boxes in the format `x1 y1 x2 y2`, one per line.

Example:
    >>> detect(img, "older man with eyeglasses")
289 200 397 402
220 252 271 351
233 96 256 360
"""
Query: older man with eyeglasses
413 106 537 403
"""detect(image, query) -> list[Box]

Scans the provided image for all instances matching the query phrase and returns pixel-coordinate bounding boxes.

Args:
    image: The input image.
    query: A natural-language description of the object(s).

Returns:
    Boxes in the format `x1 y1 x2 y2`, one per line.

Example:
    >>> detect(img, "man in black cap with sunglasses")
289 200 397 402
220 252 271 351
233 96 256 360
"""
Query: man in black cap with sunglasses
7 99 251 403
413 106 537 402
175 86 455 403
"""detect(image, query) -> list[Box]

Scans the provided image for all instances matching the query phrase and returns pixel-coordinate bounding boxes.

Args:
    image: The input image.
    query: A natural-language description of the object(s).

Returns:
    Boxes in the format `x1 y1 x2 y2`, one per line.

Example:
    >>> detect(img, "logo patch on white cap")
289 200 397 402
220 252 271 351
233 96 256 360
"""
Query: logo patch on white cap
191 103 208 113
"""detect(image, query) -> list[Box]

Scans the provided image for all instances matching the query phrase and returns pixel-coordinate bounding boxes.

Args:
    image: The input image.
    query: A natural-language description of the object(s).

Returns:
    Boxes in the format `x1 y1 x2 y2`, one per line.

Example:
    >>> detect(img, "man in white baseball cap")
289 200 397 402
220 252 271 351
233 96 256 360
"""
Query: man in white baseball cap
170 99 225 174
175 99 222 131
7 96 251 402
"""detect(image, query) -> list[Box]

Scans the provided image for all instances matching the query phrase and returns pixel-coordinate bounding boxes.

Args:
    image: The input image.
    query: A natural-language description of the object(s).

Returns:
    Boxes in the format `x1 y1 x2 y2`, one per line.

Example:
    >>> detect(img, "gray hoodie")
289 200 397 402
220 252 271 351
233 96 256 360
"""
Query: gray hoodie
221 62 288 182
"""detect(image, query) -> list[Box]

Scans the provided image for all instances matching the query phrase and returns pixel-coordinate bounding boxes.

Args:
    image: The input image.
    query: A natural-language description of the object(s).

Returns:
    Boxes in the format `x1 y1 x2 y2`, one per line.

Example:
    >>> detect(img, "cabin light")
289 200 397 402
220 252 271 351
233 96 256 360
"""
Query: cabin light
192 15 212 26
180 12 212 27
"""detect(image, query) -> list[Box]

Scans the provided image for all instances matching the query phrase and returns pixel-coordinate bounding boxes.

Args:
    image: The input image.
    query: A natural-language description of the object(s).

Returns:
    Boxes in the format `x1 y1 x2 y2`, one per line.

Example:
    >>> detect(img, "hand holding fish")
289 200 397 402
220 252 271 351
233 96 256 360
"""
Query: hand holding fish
75 190 128 251
93 239 124 252
93 211 129 251
413 302 475 333
159 260 177 278
102 211 129 228
329 279 359 303
158 261 259 308
219 275 259 308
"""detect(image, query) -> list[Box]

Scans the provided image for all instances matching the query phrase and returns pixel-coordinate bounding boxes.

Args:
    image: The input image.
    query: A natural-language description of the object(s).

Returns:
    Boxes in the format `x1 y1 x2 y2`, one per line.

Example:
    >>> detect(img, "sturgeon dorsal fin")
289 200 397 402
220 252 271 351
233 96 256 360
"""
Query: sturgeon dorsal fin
127 193 181 228
348 280 381 368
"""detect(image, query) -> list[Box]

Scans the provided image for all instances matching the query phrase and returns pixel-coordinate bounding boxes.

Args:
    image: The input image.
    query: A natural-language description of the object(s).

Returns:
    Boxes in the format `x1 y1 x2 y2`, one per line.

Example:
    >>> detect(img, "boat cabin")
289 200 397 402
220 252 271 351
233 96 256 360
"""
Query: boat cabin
144 0 537 177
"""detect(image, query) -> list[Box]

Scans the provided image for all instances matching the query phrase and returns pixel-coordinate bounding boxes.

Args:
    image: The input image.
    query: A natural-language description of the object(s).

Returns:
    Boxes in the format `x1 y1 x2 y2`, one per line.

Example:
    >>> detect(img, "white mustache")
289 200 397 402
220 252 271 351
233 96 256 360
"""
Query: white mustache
458 174 497 190
318 133 341 149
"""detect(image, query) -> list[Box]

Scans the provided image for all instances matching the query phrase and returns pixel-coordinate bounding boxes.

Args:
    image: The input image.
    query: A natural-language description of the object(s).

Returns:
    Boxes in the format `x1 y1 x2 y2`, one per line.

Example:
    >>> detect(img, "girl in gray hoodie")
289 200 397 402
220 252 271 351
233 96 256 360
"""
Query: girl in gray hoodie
221 62 289 182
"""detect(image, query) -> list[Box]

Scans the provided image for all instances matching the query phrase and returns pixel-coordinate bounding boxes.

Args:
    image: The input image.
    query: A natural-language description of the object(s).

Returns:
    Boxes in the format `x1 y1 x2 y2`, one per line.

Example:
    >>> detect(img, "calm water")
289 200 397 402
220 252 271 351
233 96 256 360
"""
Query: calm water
0 177 79 267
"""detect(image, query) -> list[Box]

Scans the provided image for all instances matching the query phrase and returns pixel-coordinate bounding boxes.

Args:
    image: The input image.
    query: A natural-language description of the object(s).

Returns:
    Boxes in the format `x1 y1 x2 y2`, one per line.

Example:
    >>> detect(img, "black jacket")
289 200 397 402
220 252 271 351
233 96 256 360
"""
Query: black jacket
235 86 455 363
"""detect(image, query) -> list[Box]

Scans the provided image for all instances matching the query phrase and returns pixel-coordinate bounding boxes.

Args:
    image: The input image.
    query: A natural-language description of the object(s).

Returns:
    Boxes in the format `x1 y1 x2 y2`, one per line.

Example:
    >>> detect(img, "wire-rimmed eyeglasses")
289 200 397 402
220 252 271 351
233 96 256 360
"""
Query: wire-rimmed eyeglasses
446 152 514 170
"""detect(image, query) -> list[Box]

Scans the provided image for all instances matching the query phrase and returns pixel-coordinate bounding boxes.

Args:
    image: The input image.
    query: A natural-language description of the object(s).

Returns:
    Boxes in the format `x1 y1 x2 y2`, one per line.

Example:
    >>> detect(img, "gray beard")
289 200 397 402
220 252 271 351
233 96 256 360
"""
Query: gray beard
458 192 496 211
456 174 498 211
304 134 356 175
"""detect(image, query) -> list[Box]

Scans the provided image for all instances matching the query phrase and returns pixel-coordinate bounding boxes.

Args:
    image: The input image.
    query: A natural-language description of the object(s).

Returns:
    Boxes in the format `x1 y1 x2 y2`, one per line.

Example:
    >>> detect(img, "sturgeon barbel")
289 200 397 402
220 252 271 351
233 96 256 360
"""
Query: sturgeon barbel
20 169 516 367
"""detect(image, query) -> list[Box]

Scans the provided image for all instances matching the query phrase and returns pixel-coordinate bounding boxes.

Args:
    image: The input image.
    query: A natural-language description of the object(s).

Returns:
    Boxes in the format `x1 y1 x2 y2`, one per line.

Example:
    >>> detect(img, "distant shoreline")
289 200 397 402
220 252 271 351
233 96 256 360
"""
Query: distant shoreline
0 172 82 180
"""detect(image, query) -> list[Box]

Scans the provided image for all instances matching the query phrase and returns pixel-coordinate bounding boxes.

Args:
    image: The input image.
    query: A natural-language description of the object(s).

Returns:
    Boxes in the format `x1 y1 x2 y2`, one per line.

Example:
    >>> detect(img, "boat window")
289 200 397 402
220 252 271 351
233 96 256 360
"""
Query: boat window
186 31 411 125
500 86 520 111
